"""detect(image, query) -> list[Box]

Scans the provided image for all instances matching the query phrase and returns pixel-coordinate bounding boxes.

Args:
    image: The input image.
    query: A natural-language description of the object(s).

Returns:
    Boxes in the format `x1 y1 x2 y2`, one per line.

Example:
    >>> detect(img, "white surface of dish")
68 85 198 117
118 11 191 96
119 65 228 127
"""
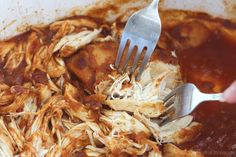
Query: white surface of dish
0 0 98 40
0 0 235 40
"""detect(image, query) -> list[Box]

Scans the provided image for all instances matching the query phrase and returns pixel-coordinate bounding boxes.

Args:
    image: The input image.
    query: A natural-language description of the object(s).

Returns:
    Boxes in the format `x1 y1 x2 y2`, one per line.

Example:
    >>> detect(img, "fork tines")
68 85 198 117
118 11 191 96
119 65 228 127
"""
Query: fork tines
115 33 157 80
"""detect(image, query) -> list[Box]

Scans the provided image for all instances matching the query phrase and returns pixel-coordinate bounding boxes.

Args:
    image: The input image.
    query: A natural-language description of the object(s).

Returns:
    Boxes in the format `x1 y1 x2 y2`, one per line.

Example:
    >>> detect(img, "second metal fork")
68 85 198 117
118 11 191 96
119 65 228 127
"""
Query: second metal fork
159 83 223 125
115 0 161 79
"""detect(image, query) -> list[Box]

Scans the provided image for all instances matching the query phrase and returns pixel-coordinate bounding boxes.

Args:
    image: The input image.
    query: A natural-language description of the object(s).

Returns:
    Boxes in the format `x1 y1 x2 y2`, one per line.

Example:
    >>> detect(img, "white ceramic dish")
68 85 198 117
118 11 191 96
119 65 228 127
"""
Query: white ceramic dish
0 0 235 40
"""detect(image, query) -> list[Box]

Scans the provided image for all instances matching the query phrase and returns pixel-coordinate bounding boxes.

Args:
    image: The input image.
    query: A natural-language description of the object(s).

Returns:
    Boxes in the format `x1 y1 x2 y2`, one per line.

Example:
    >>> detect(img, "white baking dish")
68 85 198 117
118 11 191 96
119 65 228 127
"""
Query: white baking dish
0 0 235 40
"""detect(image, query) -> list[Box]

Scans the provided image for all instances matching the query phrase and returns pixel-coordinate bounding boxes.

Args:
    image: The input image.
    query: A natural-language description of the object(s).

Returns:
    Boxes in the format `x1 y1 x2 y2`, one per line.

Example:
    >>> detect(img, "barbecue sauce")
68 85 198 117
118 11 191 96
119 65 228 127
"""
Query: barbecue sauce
174 21 236 156
1 9 236 156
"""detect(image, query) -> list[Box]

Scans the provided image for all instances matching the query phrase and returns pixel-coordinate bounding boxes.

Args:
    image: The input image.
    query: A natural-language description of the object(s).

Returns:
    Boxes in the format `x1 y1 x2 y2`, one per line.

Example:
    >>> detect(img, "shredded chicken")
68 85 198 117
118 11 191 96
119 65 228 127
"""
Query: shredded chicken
53 29 102 57
96 60 182 118
0 15 203 157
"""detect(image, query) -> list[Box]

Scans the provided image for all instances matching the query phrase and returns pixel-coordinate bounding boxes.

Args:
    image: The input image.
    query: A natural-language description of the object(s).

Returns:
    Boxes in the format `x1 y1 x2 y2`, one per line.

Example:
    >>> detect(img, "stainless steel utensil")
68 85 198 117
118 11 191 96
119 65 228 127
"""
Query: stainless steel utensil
161 83 223 124
115 0 161 79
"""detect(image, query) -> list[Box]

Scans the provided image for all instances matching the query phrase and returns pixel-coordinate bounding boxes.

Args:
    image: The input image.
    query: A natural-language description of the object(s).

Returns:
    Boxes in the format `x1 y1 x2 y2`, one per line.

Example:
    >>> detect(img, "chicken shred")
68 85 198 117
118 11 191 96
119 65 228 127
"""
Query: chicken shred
0 16 203 157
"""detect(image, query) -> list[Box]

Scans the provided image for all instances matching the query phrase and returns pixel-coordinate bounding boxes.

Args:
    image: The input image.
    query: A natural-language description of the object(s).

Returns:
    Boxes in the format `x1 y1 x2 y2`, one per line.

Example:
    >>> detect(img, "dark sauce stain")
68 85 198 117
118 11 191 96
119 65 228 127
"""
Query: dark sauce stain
74 151 88 157
3 61 27 86
75 54 88 70
31 69 48 84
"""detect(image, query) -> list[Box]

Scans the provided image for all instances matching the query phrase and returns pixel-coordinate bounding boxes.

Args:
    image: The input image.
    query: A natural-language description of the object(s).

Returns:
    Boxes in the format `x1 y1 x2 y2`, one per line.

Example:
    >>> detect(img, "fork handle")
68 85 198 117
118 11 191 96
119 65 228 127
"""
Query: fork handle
150 0 160 9
201 93 223 102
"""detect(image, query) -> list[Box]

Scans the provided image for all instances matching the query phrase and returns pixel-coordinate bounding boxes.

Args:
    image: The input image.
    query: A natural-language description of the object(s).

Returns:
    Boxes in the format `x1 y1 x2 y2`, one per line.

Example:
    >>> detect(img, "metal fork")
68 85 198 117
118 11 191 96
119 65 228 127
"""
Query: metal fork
115 0 161 79
160 83 223 124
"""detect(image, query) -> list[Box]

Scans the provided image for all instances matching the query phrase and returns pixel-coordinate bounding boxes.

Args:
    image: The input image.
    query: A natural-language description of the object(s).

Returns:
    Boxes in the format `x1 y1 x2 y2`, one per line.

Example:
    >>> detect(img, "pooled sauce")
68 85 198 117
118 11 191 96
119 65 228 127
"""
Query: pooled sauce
175 22 236 156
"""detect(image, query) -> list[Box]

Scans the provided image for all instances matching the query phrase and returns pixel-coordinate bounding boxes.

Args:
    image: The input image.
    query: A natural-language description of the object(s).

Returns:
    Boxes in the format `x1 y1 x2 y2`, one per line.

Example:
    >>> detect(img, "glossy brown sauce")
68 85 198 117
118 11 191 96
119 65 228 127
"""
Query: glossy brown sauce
1 6 236 155
174 22 236 156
